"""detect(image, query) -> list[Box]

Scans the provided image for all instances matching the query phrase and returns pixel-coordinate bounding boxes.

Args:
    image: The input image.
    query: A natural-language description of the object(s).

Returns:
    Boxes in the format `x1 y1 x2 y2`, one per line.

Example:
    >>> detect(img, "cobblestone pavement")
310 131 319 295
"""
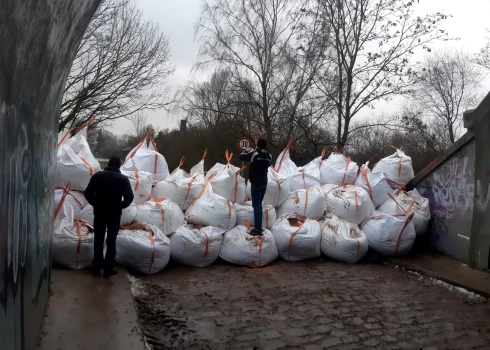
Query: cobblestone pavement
129 259 490 350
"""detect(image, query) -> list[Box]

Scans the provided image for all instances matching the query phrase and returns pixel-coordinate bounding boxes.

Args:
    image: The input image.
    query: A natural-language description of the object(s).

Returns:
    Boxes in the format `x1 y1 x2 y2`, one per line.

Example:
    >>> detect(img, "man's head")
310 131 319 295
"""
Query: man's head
257 138 267 149
108 155 122 169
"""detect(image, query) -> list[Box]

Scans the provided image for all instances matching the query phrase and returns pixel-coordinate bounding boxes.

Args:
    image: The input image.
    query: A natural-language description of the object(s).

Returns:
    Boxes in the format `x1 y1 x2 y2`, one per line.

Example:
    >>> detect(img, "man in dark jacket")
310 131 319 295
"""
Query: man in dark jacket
84 156 134 277
239 138 272 236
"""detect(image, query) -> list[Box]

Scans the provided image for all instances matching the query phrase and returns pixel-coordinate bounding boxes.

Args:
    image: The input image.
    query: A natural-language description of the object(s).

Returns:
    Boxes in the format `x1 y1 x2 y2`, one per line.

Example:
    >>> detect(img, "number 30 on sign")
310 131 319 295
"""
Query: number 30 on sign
237 137 252 151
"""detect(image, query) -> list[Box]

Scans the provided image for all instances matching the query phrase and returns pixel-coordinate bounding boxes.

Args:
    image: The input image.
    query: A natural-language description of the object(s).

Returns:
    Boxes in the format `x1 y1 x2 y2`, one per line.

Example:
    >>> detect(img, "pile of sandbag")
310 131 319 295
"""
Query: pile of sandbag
361 210 416 256
206 151 246 203
354 162 393 208
271 214 321 261
320 152 358 186
378 189 430 235
121 168 153 205
135 199 185 236
320 215 368 263
276 186 326 220
76 204 138 226
372 146 414 188
323 185 375 225
116 221 170 274
170 224 225 267
234 202 277 229
186 174 237 230
54 185 88 221
122 131 169 183
219 222 278 267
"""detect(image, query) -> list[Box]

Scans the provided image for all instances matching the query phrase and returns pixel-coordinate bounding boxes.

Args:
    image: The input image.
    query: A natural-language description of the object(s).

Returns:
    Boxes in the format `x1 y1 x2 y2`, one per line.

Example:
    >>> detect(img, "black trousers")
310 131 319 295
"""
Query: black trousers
93 214 121 271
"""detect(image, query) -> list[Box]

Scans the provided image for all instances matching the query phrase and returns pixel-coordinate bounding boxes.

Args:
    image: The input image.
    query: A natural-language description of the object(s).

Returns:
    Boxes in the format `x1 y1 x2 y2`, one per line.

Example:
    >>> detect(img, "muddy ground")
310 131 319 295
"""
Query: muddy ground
129 259 490 350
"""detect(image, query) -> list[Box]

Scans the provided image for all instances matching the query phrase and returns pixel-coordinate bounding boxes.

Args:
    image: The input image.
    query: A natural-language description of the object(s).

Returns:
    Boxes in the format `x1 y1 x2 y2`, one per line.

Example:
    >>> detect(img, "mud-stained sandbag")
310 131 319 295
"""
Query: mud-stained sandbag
361 210 416 256
323 185 375 225
372 146 414 188
136 199 185 236
54 186 88 221
276 186 326 220
122 132 169 183
246 168 291 207
320 215 368 263
77 204 137 226
320 152 359 186
52 212 94 270
170 224 225 267
186 175 237 230
219 224 278 267
378 189 430 235
234 201 277 229
152 157 205 211
275 140 299 177
354 162 393 208
271 214 321 261
289 172 322 192
121 168 153 205
116 221 170 274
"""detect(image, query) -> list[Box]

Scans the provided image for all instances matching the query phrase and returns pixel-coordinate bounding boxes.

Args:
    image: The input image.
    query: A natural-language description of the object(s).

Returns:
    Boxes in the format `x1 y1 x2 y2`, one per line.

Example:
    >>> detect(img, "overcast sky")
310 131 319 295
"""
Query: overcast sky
111 0 490 135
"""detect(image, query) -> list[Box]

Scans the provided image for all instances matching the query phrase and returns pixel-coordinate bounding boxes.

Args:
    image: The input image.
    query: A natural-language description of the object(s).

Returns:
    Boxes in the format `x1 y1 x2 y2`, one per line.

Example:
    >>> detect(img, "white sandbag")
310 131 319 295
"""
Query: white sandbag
378 190 430 235
206 150 240 177
75 204 138 226
211 166 246 204
276 186 326 220
121 168 153 205
361 210 416 256
275 140 299 177
289 172 322 191
301 149 326 180
54 187 87 220
320 215 368 263
320 153 358 185
116 221 170 274
189 149 207 178
170 224 225 267
122 133 169 183
246 168 291 207
271 214 321 261
323 185 375 225
234 201 277 229
152 162 205 211
55 133 101 191
186 175 237 230
354 163 393 208
52 214 95 270
219 224 278 267
372 147 414 188
135 200 185 236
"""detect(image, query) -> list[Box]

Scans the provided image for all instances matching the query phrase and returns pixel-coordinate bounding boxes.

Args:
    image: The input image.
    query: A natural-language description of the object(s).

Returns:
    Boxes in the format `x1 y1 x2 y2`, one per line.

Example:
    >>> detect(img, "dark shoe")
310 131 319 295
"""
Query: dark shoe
103 267 118 278
92 266 101 276
249 228 263 237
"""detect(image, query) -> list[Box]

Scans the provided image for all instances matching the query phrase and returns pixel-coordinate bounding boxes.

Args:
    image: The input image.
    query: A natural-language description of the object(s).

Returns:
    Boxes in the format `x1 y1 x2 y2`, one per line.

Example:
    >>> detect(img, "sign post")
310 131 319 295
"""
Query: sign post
237 137 252 169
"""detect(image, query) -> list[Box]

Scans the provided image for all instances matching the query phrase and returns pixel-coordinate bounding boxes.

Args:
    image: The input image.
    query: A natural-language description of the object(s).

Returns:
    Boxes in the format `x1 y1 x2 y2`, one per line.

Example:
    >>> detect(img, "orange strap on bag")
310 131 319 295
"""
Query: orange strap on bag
123 138 146 166
270 167 282 192
360 215 382 230
388 193 408 213
155 202 165 223
188 173 216 209
77 155 93 176
148 231 155 273
201 230 210 258
54 183 72 219
395 213 414 256
226 200 232 229
354 191 359 212
182 176 197 209
359 167 373 199
133 168 140 191
276 139 294 172
233 166 247 203
341 156 352 185
75 219 83 255
288 222 304 252
202 148 208 160
304 188 310 215
57 116 95 148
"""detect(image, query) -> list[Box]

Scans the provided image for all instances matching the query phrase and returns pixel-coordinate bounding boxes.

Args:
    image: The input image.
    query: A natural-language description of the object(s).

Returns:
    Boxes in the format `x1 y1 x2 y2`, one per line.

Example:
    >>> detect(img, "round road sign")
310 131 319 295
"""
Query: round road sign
237 137 252 151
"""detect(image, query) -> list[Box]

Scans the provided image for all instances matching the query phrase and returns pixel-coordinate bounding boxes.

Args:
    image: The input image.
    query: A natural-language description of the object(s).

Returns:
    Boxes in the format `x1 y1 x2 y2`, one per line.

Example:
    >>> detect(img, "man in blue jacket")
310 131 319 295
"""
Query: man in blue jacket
239 139 272 236
84 156 134 277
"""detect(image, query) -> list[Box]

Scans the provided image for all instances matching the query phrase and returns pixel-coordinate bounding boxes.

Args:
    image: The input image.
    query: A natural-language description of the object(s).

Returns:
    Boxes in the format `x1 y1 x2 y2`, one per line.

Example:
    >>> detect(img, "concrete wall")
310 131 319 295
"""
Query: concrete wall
0 2 101 349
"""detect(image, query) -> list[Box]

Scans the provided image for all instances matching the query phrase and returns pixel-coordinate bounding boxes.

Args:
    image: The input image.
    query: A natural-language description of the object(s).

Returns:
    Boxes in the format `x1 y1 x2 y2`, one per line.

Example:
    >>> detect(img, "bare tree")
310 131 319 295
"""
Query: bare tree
129 113 149 139
60 0 175 132
315 0 450 149
415 49 481 143
475 29 490 70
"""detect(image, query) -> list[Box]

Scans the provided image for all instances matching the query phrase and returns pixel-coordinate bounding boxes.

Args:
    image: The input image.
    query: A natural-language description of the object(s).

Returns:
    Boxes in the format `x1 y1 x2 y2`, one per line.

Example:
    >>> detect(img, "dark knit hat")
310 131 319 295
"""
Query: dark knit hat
108 155 122 168
257 138 267 149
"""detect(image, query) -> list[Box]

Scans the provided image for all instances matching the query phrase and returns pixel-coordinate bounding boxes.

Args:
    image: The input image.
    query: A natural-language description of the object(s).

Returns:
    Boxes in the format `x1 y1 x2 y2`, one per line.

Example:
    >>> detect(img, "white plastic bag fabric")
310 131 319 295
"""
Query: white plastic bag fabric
234 201 277 229
219 225 278 267
135 200 185 236
55 132 101 191
54 187 88 220
276 186 326 220
378 190 430 235
121 169 153 205
211 165 246 204
75 204 138 226
186 175 237 230
122 133 169 183
275 140 299 177
289 172 322 191
361 210 416 256
52 215 95 270
323 185 375 225
246 168 291 207
116 221 170 274
301 149 326 179
206 150 240 177
320 153 358 186
170 224 225 267
271 214 321 261
189 149 207 177
354 163 394 208
372 147 414 188
152 168 205 211
320 215 368 263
